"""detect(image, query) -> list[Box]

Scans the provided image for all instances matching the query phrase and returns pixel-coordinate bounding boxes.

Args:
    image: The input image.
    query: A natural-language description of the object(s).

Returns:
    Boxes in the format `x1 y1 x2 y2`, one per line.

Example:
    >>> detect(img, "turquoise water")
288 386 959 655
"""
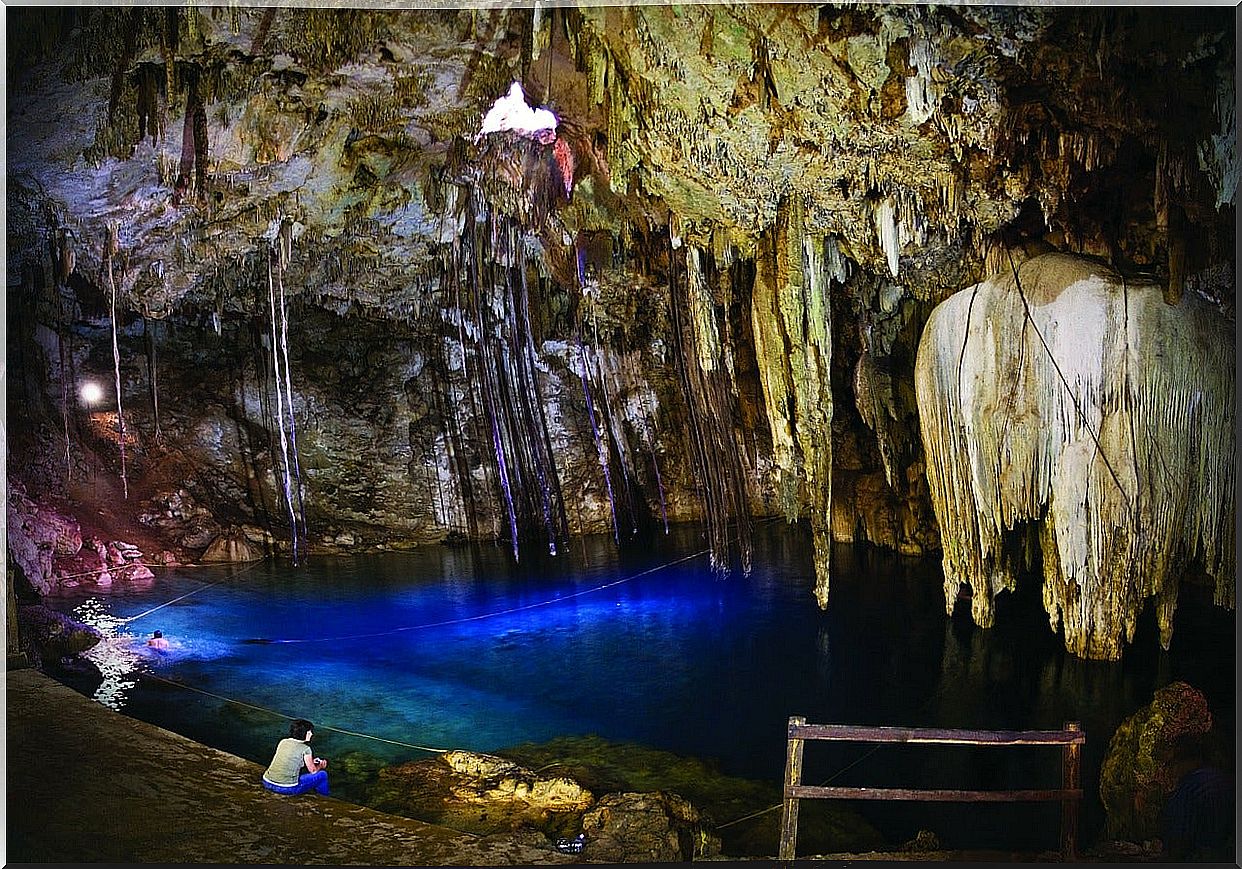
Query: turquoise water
47 521 1234 852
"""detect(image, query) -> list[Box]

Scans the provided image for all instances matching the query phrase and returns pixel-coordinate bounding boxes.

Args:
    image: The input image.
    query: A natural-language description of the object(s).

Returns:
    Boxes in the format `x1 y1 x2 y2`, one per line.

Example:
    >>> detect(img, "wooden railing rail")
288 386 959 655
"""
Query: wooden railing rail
778 717 1083 861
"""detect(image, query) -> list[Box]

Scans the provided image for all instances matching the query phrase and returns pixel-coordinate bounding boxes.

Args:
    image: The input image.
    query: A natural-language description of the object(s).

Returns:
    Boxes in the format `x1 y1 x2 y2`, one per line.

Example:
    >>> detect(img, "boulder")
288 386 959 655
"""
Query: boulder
580 791 721 863
1100 681 1216 842
201 528 265 563
17 604 102 670
372 750 592 840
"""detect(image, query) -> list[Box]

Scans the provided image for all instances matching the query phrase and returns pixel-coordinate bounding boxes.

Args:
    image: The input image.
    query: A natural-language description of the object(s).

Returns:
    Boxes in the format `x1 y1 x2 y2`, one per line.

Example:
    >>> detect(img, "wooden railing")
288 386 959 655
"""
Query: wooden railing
778 717 1084 860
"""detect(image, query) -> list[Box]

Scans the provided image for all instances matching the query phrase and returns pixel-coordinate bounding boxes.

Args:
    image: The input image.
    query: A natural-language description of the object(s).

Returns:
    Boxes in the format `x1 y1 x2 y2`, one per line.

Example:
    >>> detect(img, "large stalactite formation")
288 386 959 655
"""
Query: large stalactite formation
916 252 1235 660
5 4 1235 659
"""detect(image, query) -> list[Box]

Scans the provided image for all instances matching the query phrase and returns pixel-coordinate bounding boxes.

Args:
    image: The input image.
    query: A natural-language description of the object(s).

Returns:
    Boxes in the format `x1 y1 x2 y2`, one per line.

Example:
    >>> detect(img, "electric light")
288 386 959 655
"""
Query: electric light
80 381 103 404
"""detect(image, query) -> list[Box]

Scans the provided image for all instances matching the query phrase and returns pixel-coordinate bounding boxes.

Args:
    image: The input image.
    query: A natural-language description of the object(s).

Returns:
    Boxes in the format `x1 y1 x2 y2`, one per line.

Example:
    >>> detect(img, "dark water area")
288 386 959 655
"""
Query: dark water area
47 520 1235 854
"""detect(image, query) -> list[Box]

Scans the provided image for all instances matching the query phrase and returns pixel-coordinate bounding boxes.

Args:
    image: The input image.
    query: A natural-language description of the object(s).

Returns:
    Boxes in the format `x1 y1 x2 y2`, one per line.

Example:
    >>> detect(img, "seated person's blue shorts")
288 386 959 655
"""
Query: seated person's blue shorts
262 770 329 796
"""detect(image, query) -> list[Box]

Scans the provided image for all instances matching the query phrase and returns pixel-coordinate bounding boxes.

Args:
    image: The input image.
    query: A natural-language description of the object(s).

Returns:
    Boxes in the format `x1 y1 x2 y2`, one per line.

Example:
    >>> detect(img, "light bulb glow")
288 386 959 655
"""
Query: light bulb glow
80 382 103 404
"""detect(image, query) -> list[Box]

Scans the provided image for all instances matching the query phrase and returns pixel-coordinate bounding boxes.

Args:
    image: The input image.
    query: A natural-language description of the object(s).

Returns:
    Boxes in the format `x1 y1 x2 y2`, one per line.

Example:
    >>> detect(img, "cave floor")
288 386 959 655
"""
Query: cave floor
6 666 1142 865
5 667 576 865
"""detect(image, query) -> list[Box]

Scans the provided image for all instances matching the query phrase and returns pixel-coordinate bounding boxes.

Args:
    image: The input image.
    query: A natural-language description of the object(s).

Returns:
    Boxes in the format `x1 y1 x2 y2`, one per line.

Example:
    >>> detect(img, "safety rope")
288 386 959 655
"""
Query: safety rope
244 546 713 644
1005 247 1134 516
140 671 452 755
121 560 266 626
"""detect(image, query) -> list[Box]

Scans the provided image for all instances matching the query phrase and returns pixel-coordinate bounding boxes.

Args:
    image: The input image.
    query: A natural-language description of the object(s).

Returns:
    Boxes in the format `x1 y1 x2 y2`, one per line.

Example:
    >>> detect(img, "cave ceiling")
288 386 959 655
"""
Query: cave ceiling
7 3 1235 321
5 4 1236 660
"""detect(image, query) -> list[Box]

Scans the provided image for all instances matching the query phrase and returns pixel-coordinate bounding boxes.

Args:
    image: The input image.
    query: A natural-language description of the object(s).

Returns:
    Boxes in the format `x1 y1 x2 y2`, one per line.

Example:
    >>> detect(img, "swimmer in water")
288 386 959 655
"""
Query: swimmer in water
147 630 170 651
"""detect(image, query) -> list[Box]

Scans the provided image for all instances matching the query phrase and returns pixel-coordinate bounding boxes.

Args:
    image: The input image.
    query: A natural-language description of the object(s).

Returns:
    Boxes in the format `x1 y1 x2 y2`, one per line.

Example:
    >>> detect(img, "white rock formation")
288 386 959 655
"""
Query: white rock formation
916 253 1234 659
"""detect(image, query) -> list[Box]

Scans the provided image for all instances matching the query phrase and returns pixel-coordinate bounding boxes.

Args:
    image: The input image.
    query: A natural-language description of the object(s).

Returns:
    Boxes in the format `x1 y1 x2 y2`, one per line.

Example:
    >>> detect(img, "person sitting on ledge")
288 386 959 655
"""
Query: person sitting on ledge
147 630 170 651
262 718 329 796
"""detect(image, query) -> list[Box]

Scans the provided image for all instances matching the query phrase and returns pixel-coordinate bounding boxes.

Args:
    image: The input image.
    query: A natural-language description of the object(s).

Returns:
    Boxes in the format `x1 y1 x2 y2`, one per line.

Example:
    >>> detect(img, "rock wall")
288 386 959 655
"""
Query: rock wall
5 5 1235 657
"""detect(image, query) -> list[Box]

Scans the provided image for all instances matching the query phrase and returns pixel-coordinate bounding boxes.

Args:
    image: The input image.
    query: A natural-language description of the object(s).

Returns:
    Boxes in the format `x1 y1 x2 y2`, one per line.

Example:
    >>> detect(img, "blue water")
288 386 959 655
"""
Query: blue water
48 521 1234 853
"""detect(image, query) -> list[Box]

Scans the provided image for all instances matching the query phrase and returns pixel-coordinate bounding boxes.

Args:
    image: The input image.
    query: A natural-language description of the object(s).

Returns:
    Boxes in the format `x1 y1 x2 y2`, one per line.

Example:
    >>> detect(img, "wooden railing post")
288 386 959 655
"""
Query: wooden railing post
1060 721 1081 860
778 716 806 861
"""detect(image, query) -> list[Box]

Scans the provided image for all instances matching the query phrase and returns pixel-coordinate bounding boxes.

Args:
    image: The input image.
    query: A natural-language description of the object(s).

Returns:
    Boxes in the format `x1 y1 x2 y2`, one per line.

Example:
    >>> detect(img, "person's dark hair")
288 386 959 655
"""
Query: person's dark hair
289 718 314 740
153 631 163 639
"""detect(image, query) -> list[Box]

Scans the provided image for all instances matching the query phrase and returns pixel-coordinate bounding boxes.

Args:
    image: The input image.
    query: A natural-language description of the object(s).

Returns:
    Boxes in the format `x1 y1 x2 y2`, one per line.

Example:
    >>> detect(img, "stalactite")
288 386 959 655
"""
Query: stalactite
670 242 752 576
751 197 834 605
576 332 620 545
274 219 308 556
161 8 178 114
175 65 206 203
142 312 163 445
104 222 128 500
790 215 834 607
916 252 1235 660
266 251 299 563
875 195 901 279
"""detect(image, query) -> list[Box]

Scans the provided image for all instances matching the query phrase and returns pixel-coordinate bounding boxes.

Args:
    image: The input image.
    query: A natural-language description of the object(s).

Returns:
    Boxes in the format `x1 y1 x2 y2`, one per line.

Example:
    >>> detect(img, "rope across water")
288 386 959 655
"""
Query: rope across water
242 546 712 645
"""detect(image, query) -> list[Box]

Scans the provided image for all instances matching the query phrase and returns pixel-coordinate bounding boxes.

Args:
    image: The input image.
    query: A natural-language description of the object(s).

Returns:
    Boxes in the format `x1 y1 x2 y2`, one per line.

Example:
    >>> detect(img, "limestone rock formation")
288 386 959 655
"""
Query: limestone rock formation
580 790 722 862
6 483 83 595
4 7 1235 649
200 527 265 563
371 750 593 840
1098 681 1218 843
916 253 1234 659
16 604 102 669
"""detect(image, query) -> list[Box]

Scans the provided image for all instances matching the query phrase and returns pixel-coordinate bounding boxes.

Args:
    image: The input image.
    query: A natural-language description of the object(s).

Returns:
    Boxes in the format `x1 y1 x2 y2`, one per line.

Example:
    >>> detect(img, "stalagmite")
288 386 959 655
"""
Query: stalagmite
915 252 1235 660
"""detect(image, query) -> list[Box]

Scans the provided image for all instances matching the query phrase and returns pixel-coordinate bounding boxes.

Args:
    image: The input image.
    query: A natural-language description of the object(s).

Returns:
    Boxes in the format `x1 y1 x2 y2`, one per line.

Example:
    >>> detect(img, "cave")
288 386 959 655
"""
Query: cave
5 3 1235 863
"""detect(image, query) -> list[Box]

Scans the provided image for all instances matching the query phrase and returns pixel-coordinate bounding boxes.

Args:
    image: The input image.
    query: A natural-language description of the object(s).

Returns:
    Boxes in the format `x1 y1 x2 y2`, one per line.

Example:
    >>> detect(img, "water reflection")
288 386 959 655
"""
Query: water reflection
72 597 147 710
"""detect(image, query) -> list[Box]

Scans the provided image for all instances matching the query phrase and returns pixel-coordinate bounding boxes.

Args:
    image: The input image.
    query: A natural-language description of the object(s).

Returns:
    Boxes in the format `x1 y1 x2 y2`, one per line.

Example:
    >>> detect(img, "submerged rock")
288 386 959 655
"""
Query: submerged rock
371 750 593 839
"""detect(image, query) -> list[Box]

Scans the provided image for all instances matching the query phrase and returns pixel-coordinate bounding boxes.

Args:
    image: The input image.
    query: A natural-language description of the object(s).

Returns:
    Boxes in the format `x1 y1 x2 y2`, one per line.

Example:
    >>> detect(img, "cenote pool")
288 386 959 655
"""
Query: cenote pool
47 520 1234 855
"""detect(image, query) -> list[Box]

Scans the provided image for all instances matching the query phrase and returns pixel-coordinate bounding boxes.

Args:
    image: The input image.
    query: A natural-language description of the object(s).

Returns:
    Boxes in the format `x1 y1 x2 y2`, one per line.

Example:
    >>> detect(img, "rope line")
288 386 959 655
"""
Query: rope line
1005 248 1134 515
121 560 266 625
246 547 712 644
141 671 452 754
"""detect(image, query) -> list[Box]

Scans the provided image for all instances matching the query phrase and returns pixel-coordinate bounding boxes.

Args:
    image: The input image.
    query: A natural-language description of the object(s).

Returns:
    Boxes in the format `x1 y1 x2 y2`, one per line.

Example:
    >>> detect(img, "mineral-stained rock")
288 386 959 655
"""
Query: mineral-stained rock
580 790 721 863
6 483 84 595
3 6 1235 651
201 528 266 563
1099 681 1216 842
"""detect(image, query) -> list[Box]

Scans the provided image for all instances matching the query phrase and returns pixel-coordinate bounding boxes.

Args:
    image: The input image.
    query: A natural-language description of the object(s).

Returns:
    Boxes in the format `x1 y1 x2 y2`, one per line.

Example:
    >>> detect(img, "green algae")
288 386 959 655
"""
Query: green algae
497 734 884 857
